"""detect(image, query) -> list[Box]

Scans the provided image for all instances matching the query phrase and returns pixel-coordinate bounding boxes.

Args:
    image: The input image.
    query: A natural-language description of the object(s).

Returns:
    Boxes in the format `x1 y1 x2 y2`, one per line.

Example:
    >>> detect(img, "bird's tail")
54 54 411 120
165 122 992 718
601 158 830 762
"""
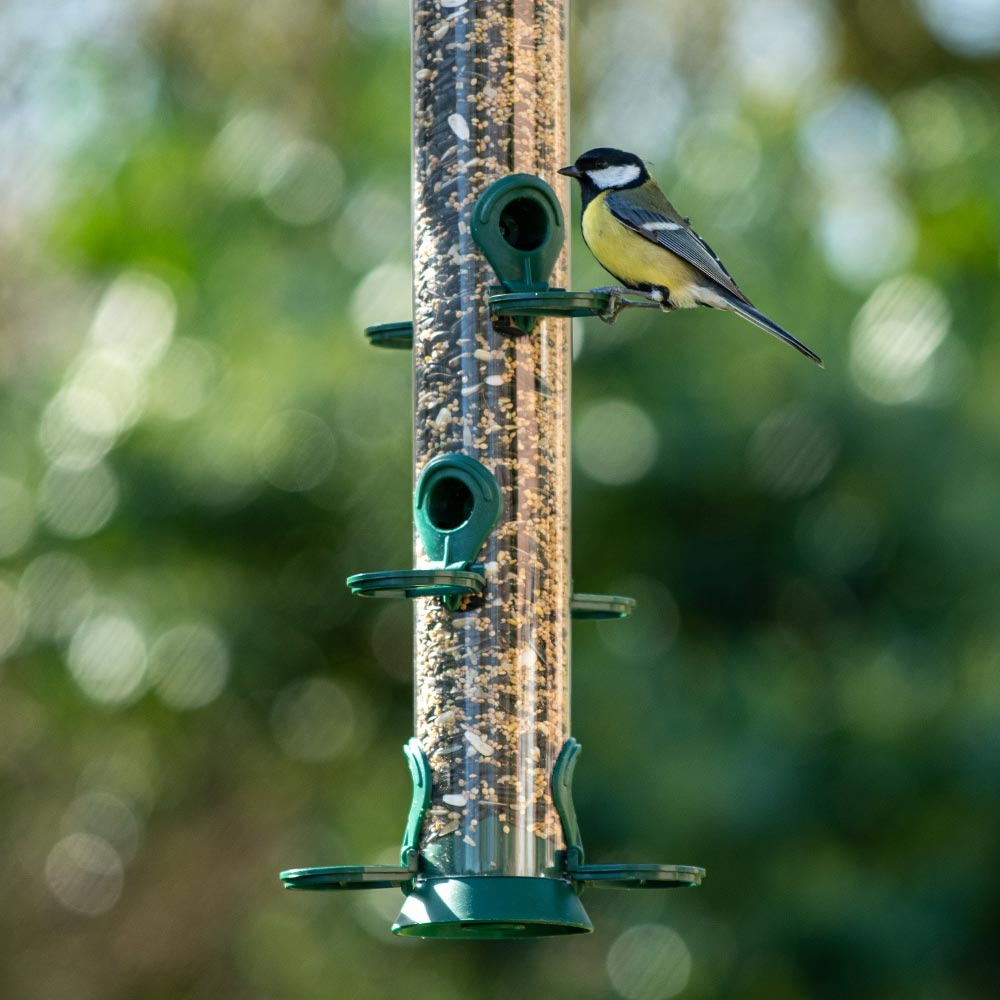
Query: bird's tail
717 292 824 368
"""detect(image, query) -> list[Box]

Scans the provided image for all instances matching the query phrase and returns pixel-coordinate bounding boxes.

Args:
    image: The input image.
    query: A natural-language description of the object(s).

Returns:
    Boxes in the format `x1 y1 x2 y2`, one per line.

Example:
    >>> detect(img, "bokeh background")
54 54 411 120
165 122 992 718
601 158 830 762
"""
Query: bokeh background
2 0 999 997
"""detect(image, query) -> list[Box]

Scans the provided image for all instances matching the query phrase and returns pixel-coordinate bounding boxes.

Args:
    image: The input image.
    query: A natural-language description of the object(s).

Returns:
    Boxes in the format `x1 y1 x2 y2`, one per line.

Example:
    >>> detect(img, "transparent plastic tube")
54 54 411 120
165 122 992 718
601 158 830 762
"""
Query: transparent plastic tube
411 0 570 879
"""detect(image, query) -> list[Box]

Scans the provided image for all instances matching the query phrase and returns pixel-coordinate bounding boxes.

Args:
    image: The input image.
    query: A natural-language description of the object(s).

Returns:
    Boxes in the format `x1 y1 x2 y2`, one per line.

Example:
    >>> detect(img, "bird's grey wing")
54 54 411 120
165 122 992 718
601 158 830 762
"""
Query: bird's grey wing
605 192 751 304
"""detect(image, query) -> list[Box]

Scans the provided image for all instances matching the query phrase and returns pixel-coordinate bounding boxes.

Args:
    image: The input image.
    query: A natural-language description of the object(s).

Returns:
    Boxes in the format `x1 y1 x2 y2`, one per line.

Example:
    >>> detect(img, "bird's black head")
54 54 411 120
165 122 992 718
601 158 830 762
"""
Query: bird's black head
558 147 649 202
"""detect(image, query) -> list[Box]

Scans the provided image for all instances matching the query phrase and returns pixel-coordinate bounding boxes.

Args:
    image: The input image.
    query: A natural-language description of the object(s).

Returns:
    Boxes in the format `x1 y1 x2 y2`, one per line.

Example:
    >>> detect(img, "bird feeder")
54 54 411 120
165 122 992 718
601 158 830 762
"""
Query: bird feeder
280 0 703 938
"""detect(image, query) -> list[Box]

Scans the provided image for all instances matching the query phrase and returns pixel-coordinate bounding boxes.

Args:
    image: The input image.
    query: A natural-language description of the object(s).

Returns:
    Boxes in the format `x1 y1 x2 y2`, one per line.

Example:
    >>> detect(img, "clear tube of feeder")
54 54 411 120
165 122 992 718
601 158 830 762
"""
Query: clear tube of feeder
411 0 570 879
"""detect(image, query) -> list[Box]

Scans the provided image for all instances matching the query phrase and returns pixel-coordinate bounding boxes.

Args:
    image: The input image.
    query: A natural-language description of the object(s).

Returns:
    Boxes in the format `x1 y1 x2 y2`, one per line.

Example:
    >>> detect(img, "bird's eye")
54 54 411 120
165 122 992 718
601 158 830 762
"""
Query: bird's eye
595 161 608 169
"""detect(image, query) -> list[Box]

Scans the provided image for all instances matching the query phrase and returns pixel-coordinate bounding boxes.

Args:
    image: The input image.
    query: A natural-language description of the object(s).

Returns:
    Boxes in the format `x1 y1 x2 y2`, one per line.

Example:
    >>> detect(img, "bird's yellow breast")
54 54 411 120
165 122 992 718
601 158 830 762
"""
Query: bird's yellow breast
582 192 699 295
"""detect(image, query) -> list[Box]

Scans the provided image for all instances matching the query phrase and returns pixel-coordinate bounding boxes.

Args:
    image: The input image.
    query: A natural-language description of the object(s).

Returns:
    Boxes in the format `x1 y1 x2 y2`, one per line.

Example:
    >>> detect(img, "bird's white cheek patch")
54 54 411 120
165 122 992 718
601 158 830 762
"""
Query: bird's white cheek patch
587 164 642 189
641 220 683 231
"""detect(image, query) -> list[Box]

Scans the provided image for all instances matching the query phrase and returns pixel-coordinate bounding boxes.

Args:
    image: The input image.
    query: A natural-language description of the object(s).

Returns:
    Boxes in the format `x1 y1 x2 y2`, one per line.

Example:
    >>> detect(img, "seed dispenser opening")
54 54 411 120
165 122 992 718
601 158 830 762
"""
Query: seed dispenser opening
499 197 549 252
426 477 474 531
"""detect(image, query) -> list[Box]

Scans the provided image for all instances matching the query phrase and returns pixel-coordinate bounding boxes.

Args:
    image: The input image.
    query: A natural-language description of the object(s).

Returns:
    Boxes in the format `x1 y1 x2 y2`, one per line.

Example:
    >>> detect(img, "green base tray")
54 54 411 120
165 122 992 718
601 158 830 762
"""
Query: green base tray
393 875 592 939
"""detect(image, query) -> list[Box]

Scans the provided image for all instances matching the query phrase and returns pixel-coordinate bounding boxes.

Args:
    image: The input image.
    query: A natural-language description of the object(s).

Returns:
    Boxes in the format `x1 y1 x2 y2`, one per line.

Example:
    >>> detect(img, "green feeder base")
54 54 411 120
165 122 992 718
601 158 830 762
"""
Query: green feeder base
393 875 592 939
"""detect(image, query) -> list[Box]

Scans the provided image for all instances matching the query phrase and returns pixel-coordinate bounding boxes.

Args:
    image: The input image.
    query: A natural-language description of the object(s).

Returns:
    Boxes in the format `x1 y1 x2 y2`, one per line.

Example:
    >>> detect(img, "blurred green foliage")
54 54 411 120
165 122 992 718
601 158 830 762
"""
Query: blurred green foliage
2 1 1000 997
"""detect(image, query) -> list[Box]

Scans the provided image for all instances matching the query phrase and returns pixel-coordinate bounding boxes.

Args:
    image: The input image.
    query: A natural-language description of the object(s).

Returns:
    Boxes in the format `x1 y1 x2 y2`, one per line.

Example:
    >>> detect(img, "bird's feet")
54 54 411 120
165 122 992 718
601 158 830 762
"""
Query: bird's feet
593 286 629 324
591 286 671 324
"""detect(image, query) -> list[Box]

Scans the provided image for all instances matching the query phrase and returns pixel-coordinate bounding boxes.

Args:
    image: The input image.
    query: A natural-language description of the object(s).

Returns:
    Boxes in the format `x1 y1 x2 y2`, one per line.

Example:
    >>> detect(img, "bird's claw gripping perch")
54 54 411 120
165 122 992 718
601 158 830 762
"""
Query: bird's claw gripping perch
595 287 627 324
592 287 671 325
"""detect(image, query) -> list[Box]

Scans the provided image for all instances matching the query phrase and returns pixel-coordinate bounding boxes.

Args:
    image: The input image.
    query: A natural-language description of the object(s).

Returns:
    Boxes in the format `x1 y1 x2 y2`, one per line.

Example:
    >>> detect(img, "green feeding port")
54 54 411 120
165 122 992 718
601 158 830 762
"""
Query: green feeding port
414 454 502 570
472 174 566 332
426 474 475 532
472 174 564 291
344 455 501 604
498 196 550 252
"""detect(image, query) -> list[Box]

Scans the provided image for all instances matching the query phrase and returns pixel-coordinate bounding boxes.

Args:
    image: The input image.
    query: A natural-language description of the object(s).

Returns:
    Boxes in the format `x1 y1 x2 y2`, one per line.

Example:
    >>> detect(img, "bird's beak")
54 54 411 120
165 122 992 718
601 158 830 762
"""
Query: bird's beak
558 164 582 178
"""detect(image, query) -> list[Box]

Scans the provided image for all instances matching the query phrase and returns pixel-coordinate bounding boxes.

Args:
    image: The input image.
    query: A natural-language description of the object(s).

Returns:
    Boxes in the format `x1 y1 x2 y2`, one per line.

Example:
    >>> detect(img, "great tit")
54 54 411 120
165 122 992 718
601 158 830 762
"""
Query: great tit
558 147 823 367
